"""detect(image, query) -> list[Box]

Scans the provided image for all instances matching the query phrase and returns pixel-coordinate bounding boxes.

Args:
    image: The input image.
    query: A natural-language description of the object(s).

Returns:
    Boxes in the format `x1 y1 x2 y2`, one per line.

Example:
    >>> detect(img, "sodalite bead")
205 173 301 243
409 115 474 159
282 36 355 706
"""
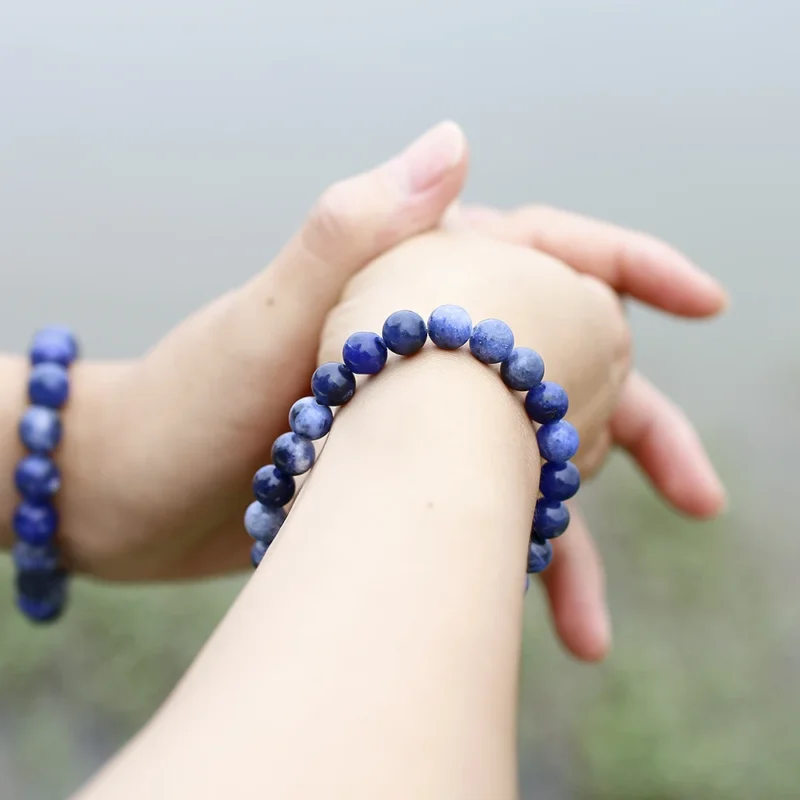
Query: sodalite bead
14 454 61 501
13 501 59 546
533 498 571 539
250 540 269 568
469 319 515 364
30 327 79 367
253 465 295 508
12 541 59 572
500 347 545 391
28 362 70 408
16 567 67 600
537 420 579 464
382 310 427 355
311 362 356 406
272 432 315 476
289 396 333 440
342 332 388 375
527 538 553 574
539 461 580 501
427 305 472 350
525 381 569 424
19 406 62 453
244 500 285 544
525 575 531 594
16 570 67 623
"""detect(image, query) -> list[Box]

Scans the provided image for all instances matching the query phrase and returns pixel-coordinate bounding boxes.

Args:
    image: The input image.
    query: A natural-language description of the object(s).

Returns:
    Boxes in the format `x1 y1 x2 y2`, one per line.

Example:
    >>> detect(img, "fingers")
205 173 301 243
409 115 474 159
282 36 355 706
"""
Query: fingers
455 204 728 317
540 506 610 662
611 371 727 518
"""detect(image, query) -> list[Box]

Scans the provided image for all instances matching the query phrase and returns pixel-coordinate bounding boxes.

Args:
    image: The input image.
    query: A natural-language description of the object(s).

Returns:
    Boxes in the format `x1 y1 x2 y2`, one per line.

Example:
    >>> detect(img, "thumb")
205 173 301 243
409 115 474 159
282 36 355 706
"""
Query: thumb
138 122 468 479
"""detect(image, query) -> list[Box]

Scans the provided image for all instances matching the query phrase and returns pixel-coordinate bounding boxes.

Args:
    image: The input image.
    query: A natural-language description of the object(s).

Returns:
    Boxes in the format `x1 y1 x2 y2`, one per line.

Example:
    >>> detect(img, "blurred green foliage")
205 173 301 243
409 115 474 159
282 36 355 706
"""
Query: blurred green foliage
1 451 797 799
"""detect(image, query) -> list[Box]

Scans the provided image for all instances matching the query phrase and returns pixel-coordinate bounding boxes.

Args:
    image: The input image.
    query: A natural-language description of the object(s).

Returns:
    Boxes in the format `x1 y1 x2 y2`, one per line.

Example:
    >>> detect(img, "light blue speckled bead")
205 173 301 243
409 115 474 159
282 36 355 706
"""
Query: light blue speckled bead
536 420 580 464
30 327 79 367
272 432 316 476
289 396 333 440
469 319 515 364
427 305 472 350
13 501 59 546
244 501 285 544
525 381 569 424
500 347 545 391
12 541 60 573
250 540 269 568
28 362 70 408
19 406 62 453
532 498 571 539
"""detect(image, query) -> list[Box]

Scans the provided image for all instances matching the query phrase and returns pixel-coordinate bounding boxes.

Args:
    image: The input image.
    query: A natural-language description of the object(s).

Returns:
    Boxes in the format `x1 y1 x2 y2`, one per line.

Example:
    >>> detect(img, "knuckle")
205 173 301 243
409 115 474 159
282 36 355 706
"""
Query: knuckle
308 179 361 244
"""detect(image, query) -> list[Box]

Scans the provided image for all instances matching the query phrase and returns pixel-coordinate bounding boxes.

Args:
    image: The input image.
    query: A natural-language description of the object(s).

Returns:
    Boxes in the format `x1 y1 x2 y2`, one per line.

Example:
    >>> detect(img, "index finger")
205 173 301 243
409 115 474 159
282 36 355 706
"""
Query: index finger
456 204 728 318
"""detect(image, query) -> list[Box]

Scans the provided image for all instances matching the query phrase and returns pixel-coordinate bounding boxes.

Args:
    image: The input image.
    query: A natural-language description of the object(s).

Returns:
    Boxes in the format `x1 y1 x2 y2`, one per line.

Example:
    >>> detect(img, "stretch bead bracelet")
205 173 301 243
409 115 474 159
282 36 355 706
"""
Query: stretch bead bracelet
244 306 580 584
12 327 78 623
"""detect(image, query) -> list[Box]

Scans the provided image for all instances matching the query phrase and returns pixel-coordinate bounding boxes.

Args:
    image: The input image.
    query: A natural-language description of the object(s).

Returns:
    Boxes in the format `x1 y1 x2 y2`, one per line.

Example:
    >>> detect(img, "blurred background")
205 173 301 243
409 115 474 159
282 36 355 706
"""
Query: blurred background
1 1 798 797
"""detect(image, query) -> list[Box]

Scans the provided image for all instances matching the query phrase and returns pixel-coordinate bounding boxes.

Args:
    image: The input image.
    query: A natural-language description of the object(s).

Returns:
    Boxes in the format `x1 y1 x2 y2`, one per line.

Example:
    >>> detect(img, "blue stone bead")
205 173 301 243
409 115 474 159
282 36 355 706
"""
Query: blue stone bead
30 326 79 367
533 498 571 539
525 381 569 424
427 305 472 350
527 538 553 574
13 541 59 572
17 589 66 623
250 540 269 568
272 432 315 476
16 567 68 600
524 574 531 594
342 332 388 375
15 454 61 501
537 420 580 464
311 362 356 406
244 500 285 544
19 406 62 453
382 310 427 355
500 347 545 391
289 396 333 440
13 501 59 546
28 362 70 408
469 318 515 364
253 464 295 508
539 461 581 501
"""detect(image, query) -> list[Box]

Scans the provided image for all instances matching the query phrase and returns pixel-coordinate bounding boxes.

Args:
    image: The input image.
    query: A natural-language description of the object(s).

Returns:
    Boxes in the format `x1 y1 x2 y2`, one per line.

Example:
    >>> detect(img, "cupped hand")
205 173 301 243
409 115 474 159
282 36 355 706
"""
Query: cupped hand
444 203 728 661
52 122 470 580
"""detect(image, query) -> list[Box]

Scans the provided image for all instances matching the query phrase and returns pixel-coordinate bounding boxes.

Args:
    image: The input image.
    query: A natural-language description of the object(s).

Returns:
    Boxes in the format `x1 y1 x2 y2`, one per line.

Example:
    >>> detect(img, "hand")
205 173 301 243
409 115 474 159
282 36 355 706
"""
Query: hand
18 122 470 580
444 203 728 660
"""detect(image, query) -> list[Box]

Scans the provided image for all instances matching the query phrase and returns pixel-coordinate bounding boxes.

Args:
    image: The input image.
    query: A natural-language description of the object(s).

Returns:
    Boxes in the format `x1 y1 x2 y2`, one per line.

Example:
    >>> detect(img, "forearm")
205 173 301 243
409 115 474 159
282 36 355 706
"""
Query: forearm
76 348 540 799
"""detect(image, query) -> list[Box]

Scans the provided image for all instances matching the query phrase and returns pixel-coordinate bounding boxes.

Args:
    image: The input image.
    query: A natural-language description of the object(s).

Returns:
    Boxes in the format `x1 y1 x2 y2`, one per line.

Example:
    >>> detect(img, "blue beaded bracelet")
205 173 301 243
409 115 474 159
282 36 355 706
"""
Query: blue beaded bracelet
12 326 78 623
244 306 580 586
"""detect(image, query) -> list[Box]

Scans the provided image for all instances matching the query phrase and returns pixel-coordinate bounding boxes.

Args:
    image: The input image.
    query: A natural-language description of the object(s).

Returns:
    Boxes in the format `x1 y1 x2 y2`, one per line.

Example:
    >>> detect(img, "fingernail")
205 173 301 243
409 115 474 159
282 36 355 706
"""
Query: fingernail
390 121 465 194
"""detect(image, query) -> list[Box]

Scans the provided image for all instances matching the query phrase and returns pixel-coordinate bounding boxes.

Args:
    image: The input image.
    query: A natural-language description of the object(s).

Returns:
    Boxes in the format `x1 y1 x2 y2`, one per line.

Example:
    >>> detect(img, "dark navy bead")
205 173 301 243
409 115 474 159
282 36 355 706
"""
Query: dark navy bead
250 540 269 568
30 327 79 367
537 421 580 464
539 461 581 501
253 465 295 508
525 381 569 424
311 362 356 406
382 310 427 355
524 574 531 594
15 454 61 501
17 593 66 623
19 406 62 453
533 498 571 539
16 567 68 600
427 305 472 350
13 501 58 546
469 318 515 364
527 538 553 574
12 541 59 572
28 362 70 408
272 432 315 476
501 347 545 391
289 397 333 440
244 501 285 543
342 332 388 375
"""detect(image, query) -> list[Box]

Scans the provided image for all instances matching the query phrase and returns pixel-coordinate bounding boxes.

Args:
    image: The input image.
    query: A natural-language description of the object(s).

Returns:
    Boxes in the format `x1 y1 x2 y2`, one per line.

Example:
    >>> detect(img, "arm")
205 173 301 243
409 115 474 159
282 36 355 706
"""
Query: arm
75 348 538 800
